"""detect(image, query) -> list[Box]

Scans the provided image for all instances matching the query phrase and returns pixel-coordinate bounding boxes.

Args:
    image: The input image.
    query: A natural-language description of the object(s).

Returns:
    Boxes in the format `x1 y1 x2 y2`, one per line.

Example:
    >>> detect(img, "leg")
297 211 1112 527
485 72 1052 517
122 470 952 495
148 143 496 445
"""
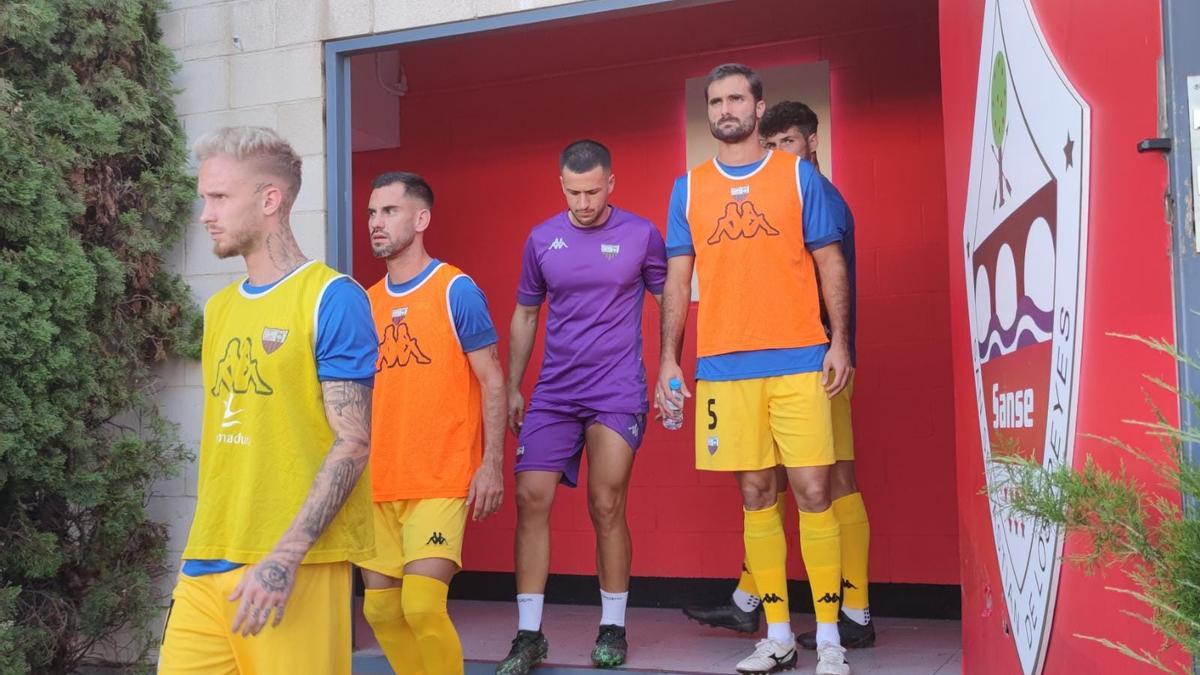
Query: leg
737 468 790 635
831 460 871 622
398 498 470 675
157 574 239 675
360 502 424 675
233 563 354 675
584 421 635 595
514 470 561 597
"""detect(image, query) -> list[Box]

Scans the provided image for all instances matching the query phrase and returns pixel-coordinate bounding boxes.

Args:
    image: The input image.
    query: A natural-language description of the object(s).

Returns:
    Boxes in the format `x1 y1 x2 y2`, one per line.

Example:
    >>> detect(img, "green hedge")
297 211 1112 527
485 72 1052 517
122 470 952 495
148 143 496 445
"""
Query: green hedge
0 1 200 671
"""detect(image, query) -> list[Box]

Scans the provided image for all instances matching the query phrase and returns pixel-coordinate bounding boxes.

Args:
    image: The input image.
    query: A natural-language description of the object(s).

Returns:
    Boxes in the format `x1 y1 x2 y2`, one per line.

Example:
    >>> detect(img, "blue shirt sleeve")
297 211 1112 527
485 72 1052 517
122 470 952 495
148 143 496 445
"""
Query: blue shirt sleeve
516 234 546 306
449 276 499 353
666 175 695 258
799 159 845 251
643 224 667 294
316 277 378 387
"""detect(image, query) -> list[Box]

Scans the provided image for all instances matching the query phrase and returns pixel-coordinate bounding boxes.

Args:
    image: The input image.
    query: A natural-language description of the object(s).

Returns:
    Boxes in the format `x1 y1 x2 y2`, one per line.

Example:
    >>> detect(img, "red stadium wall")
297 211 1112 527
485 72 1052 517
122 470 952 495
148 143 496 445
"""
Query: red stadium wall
350 1 958 586
939 0 1185 672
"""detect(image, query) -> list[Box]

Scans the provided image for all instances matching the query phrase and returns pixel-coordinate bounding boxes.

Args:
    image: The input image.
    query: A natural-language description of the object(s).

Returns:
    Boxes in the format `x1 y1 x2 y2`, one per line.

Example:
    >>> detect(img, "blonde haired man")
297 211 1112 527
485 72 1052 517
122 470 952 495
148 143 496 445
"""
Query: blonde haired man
158 127 377 675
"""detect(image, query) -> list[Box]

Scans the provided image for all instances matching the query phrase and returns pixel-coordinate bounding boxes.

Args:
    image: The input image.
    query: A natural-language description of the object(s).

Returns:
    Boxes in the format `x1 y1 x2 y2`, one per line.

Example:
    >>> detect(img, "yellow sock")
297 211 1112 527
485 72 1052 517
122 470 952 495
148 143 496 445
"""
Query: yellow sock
736 492 787 596
798 507 842 624
743 502 789 624
402 574 464 675
364 587 425 675
833 492 870 612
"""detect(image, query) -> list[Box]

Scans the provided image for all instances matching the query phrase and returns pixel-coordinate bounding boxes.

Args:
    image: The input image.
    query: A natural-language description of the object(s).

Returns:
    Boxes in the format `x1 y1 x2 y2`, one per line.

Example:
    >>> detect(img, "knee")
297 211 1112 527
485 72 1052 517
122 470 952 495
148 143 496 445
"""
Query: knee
401 580 448 634
588 491 626 530
792 481 831 513
831 465 858 500
516 482 553 518
363 588 403 629
739 481 779 510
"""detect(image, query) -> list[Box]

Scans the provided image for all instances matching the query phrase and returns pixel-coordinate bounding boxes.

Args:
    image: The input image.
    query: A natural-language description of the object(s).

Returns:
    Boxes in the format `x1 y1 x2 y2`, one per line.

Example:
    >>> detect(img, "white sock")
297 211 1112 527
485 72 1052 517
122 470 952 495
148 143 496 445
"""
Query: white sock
517 593 544 632
732 588 760 612
815 621 840 647
842 606 870 625
766 622 793 644
600 589 628 627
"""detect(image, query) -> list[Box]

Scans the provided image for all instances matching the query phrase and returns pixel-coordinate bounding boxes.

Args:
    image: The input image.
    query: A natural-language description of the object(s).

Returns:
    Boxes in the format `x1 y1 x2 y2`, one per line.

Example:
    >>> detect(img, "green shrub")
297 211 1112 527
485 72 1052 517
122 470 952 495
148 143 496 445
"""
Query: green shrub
0 1 199 671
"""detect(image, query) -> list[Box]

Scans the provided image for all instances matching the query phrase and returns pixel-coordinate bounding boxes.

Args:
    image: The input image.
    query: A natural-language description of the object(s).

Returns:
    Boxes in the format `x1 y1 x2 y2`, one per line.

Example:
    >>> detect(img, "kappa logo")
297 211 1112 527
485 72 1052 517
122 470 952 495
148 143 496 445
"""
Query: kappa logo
516 445 525 457
841 579 858 591
963 3 1089 673
211 337 273 398
377 320 432 370
706 200 779 245
815 592 841 604
426 531 447 546
760 593 784 604
549 237 569 251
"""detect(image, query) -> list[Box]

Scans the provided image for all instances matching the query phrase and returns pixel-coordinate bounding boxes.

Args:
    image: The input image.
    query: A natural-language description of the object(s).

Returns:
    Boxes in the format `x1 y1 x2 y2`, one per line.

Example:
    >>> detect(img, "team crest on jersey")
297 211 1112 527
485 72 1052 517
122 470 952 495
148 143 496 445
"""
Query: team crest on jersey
730 185 750 202
707 436 719 455
391 307 409 326
261 327 288 354
707 201 778 245
962 2 1089 673
601 244 620 260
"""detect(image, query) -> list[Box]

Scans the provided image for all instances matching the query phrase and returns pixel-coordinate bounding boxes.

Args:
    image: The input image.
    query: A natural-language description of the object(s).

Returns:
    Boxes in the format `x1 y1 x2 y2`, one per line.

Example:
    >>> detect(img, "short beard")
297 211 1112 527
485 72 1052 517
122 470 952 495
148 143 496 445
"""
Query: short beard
710 115 757 143
371 231 415 259
212 228 258 259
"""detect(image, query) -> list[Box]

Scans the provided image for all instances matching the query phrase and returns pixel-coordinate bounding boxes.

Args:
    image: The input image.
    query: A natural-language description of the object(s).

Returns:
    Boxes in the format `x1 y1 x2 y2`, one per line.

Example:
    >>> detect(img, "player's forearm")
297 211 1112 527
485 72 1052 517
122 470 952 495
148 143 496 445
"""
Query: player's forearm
477 347 507 468
271 381 372 562
813 247 849 348
660 272 690 365
506 310 537 391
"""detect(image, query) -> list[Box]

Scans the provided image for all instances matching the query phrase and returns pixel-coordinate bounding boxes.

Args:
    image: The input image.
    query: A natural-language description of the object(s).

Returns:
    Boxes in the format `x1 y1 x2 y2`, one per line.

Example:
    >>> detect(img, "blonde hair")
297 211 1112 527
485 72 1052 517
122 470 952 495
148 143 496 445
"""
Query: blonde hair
194 126 302 206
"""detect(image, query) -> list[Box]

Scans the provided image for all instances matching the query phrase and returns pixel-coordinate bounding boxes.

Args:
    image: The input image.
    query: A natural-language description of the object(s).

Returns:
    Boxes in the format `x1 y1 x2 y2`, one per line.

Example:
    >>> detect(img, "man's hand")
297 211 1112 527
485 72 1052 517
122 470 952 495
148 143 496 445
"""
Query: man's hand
821 342 852 398
229 551 302 636
654 360 691 420
507 388 525 436
467 461 504 521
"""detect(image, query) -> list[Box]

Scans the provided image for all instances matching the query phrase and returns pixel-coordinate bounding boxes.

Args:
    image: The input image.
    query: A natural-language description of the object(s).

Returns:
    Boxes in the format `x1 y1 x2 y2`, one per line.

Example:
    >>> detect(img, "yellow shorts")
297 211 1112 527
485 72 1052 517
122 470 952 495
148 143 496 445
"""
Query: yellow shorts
357 498 467 578
832 374 855 462
695 372 835 471
158 562 350 675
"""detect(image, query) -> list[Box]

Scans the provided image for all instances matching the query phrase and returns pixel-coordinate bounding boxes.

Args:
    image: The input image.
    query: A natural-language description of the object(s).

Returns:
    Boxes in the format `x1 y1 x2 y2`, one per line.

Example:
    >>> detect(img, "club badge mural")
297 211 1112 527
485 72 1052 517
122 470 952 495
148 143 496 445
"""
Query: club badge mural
962 1 1090 672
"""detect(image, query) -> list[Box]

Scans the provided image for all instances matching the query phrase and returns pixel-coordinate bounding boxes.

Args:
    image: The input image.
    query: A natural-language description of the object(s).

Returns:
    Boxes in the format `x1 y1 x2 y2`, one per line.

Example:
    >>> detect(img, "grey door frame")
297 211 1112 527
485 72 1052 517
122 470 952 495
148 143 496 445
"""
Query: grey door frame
1163 1 1200 491
321 0 680 275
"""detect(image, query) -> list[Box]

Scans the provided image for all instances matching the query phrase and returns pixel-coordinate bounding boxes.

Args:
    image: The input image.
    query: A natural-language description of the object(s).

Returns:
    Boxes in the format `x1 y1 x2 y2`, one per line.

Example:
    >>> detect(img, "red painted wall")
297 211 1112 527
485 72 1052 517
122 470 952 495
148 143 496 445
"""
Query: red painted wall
350 0 958 586
939 0 1185 672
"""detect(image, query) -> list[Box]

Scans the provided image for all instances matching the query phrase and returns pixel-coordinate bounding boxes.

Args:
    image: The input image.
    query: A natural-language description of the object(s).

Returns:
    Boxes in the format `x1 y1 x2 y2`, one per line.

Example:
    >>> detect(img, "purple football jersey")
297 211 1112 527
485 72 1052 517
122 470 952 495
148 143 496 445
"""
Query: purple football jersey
517 206 667 413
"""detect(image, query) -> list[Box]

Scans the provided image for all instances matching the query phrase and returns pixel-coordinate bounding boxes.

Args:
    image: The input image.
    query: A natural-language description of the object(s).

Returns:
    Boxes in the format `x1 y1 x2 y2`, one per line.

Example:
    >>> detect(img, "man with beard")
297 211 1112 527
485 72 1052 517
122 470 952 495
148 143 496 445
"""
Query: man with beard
657 66 853 675
358 172 506 674
684 100 873 652
497 140 666 673
159 127 376 674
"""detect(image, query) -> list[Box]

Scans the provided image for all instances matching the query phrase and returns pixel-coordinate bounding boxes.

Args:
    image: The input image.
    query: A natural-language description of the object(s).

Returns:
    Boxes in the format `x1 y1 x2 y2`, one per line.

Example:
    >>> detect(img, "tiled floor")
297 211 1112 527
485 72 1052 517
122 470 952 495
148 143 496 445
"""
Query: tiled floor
353 600 962 674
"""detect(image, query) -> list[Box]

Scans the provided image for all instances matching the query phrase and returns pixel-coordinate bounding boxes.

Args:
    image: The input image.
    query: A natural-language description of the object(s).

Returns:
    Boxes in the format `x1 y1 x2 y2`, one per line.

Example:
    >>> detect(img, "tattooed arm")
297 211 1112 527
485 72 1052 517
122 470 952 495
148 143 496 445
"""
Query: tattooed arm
229 379 372 636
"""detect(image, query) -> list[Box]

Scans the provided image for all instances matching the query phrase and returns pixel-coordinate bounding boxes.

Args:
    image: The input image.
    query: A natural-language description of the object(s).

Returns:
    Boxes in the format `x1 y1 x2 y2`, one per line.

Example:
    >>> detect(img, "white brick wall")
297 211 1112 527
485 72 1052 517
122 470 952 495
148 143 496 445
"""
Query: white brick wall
154 0 585 639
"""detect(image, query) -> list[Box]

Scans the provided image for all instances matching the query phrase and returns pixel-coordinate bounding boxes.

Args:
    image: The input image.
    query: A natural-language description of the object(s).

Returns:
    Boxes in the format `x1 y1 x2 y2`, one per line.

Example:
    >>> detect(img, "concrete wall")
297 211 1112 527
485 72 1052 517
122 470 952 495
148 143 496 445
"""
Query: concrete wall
154 0 583 596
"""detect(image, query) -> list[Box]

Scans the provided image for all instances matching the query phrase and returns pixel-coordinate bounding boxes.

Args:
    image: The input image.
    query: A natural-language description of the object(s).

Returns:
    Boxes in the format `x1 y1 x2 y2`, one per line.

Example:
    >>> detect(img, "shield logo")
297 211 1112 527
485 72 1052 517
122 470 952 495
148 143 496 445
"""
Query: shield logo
261 327 289 355
962 1 1089 673
392 307 408 326
601 244 620 260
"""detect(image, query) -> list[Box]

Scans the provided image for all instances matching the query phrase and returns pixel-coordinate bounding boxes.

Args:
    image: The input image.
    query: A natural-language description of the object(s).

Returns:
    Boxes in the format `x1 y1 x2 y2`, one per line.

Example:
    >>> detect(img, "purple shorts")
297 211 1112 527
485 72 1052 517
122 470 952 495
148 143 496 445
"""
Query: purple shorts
515 402 646 487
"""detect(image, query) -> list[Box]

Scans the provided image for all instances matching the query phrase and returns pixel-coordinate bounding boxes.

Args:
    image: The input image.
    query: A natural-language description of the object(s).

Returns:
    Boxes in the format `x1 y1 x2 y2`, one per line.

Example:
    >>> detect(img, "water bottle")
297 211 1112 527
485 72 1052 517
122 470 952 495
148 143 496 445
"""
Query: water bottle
662 378 685 430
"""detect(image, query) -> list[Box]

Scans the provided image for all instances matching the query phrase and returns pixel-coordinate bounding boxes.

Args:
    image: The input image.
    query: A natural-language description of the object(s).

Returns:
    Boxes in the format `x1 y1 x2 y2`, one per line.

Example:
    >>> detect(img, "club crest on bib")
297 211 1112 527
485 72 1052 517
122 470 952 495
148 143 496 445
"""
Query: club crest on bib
961 2 1090 673
261 327 288 354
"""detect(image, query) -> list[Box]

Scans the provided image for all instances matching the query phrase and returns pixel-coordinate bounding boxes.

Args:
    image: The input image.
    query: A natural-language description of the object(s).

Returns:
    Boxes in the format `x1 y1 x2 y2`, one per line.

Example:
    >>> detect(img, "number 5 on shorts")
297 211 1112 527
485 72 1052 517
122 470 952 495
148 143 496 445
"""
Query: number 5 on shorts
707 398 718 430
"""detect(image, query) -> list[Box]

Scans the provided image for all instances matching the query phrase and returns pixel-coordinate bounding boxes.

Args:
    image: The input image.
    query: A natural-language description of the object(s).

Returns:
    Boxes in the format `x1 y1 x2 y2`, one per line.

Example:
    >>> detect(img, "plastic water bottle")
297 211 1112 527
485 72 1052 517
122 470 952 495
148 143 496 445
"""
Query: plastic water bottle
662 378 685 431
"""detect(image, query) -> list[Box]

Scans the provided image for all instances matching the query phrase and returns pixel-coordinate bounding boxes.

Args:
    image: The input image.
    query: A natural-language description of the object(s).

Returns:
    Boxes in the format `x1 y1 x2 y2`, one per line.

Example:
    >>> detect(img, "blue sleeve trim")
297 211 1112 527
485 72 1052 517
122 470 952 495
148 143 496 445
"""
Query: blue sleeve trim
316 278 379 382
181 559 245 577
805 234 843 252
665 175 692 251
667 244 696 258
461 330 499 353
449 275 498 353
317 375 375 388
